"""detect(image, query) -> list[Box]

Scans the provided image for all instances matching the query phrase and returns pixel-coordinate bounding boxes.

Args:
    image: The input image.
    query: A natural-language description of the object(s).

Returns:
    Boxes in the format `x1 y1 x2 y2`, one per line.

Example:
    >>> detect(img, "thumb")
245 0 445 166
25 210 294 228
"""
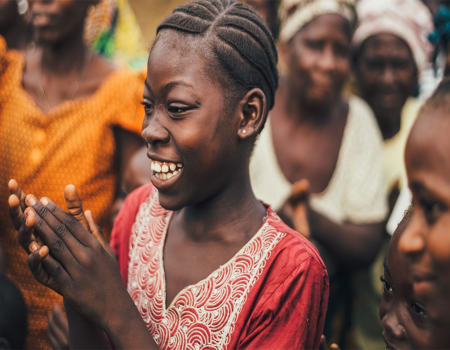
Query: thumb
63 185 90 231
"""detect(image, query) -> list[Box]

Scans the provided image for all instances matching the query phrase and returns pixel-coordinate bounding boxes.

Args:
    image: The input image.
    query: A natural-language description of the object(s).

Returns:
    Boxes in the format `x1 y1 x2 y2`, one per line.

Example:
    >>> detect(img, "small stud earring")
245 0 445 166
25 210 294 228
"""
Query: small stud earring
242 129 247 134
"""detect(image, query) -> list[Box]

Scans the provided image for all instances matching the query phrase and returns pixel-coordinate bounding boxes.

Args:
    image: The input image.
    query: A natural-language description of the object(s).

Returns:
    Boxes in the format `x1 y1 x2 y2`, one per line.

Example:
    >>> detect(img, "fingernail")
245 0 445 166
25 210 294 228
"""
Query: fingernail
27 195 36 206
30 242 38 252
41 198 48 206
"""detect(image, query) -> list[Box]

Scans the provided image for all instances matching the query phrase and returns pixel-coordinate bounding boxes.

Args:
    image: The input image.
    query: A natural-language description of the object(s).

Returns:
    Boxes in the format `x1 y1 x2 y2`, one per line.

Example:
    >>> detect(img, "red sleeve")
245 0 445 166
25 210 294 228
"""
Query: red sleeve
110 183 154 286
237 257 329 350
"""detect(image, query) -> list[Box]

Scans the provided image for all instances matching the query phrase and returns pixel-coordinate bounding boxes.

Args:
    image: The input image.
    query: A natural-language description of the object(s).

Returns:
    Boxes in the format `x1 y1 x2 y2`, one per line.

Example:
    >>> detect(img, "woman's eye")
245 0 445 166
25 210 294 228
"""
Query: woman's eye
419 199 445 224
140 101 154 115
410 302 428 318
168 104 189 115
380 276 393 293
306 40 323 50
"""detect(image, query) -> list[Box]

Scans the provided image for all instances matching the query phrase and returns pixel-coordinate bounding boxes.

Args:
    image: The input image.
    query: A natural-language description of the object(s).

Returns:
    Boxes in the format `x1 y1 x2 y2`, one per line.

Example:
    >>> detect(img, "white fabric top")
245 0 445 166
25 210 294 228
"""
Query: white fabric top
250 95 388 225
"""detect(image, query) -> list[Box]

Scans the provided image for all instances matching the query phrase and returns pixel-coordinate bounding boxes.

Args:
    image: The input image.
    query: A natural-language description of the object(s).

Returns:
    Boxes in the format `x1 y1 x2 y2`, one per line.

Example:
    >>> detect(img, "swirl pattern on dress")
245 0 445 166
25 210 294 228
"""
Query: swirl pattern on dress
127 188 286 350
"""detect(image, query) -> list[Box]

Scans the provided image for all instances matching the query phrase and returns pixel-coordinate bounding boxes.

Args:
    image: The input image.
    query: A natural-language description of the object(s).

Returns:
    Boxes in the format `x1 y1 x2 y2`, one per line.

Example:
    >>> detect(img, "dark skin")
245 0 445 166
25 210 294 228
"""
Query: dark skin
23 0 147 209
421 0 447 13
355 34 417 140
399 106 450 340
275 14 383 269
0 0 30 51
9 29 269 349
380 217 448 349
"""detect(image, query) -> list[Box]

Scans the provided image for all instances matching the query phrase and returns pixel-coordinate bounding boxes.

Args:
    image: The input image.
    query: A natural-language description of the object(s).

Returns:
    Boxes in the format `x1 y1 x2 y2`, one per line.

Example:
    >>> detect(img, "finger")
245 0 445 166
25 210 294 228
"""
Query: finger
64 185 90 231
15 207 37 254
293 203 310 238
8 179 27 211
289 179 310 206
85 210 108 247
48 309 69 349
52 305 69 334
9 194 25 230
28 245 71 287
26 209 78 269
47 328 59 350
36 196 95 247
330 344 340 350
319 335 327 350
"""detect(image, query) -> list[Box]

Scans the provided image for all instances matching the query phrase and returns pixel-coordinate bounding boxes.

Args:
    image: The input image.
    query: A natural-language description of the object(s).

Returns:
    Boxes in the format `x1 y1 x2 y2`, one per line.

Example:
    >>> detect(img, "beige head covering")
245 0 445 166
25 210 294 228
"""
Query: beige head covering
352 0 433 73
279 0 356 43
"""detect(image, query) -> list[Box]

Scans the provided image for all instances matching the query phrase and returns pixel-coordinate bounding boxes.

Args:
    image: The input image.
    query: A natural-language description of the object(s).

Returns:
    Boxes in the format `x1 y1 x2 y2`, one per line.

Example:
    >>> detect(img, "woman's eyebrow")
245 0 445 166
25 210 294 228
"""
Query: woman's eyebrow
163 81 194 92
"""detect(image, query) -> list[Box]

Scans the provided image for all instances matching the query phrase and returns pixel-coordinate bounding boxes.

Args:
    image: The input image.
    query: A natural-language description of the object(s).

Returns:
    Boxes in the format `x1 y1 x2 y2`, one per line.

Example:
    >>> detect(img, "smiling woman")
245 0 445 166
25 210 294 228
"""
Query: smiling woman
8 1 329 349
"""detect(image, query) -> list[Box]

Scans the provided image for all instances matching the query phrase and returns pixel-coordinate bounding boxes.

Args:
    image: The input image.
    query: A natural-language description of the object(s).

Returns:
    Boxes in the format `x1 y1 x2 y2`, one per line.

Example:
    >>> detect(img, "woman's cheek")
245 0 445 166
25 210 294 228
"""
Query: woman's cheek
428 216 450 271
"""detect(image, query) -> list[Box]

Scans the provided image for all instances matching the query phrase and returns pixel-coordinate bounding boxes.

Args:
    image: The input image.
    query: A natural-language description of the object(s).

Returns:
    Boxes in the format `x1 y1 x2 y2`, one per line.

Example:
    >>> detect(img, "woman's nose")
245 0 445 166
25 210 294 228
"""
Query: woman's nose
141 115 170 146
398 217 426 258
381 310 407 342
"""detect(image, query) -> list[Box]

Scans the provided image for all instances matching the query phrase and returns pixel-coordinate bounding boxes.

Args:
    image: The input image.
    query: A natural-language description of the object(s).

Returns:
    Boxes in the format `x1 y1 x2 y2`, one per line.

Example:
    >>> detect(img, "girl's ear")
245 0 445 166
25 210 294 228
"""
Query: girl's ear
237 88 267 140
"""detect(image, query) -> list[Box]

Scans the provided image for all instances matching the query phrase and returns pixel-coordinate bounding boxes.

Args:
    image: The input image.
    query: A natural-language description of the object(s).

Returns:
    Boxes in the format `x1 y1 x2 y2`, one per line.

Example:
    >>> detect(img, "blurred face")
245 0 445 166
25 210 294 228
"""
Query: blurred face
399 107 450 338
0 0 19 32
356 34 417 126
284 14 351 107
141 33 245 210
29 0 95 44
380 229 448 349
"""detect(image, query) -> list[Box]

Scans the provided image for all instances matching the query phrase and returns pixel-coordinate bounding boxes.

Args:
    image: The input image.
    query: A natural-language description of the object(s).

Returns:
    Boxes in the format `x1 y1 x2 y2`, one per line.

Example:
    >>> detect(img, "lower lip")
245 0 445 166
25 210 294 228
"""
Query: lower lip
382 334 398 350
151 168 183 190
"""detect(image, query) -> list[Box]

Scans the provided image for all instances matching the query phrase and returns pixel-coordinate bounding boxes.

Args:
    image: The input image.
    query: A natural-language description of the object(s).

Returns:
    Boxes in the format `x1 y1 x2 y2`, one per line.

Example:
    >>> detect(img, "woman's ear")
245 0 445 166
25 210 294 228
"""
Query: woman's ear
237 88 267 140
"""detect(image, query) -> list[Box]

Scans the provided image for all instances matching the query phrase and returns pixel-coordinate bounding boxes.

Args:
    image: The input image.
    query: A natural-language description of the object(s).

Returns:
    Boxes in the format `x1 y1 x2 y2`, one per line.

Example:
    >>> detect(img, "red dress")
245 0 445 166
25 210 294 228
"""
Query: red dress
111 184 329 350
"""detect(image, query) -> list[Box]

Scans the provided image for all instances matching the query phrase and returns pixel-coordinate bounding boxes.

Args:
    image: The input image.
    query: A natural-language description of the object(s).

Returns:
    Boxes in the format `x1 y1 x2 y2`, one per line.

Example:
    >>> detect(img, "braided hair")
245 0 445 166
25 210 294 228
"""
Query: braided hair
156 0 279 114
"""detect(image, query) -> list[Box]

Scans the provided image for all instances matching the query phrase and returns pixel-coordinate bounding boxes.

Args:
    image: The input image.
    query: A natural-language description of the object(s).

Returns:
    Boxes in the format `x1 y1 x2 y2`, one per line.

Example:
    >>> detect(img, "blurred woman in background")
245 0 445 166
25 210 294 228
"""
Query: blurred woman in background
351 2 433 348
0 0 150 347
249 0 387 346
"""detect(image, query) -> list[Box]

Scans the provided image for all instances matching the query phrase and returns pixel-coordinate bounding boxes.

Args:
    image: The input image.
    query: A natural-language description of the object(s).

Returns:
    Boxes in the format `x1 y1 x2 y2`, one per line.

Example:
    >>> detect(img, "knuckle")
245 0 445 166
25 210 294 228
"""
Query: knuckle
65 215 78 229
55 223 67 237
36 218 44 228
37 205 49 218
51 263 63 278
52 239 65 253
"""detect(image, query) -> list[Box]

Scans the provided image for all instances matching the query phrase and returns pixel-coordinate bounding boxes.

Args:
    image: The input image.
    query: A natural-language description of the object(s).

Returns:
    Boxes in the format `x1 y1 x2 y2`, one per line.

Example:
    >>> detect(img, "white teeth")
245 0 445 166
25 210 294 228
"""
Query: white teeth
152 160 183 181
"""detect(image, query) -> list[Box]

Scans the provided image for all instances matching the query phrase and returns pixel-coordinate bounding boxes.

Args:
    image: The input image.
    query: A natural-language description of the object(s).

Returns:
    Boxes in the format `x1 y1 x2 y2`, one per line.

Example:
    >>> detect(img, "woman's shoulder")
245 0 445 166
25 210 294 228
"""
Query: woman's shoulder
267 212 327 275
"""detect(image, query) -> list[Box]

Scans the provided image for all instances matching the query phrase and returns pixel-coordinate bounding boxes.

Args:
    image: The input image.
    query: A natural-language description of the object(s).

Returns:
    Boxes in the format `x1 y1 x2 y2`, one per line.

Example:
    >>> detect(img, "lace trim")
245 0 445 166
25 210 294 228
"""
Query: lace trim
127 188 286 350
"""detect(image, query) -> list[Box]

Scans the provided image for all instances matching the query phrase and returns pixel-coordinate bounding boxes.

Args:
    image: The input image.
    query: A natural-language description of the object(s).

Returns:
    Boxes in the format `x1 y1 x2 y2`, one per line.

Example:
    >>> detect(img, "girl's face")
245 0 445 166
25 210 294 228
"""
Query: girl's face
283 14 351 107
355 34 416 125
400 108 450 336
142 33 254 211
380 229 448 349
29 0 96 44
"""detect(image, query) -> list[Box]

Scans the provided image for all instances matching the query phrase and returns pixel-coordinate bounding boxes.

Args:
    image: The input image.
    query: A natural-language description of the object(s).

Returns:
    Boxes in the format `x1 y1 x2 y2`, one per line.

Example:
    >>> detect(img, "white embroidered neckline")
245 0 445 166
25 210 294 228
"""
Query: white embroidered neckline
127 188 286 350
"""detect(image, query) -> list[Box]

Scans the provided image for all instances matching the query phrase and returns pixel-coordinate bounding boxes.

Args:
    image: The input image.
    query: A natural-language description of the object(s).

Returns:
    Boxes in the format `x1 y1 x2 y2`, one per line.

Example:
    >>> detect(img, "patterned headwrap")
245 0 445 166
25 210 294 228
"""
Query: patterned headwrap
353 0 433 73
278 0 356 43
84 0 148 70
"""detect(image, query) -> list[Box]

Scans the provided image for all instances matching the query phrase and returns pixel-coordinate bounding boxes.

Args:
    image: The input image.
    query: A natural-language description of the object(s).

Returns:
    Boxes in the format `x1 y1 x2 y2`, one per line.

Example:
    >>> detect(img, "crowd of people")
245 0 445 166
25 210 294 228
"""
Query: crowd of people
1 0 450 349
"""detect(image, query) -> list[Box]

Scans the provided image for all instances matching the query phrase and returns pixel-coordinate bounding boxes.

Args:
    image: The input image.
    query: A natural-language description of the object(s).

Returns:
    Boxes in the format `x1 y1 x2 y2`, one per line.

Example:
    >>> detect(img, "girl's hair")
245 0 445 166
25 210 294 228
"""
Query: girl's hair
156 0 279 113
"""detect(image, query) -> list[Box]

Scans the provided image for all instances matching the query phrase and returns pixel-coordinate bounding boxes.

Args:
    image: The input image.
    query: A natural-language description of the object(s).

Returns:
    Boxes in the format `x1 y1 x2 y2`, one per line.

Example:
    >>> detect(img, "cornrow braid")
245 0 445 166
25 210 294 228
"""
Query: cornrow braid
157 0 279 112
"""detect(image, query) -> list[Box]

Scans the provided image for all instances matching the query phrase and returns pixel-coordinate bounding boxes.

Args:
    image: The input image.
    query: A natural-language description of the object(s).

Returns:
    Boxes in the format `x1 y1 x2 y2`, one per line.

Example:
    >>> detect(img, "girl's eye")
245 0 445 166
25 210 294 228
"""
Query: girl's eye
419 198 445 225
140 101 154 115
380 276 393 293
410 302 428 318
168 104 189 116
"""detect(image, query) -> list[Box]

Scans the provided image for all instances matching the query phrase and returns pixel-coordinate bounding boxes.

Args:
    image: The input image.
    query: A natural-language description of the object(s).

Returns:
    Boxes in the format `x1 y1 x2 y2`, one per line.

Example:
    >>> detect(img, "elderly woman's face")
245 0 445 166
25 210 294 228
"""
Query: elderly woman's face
355 33 417 128
284 14 351 107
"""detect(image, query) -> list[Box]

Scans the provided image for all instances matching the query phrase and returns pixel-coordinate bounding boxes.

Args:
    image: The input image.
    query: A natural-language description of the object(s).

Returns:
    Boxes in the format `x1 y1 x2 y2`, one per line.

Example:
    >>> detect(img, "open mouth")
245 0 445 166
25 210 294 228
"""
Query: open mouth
151 160 183 180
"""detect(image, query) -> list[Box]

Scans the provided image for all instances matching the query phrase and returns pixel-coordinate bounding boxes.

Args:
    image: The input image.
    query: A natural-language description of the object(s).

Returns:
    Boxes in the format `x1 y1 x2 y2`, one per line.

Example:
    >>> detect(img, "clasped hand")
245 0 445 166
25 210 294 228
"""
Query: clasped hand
8 180 127 330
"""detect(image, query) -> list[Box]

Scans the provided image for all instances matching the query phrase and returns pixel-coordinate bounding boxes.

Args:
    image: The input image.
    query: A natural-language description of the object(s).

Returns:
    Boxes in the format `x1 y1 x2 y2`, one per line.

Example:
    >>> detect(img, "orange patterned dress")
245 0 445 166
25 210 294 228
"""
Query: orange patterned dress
0 37 145 349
